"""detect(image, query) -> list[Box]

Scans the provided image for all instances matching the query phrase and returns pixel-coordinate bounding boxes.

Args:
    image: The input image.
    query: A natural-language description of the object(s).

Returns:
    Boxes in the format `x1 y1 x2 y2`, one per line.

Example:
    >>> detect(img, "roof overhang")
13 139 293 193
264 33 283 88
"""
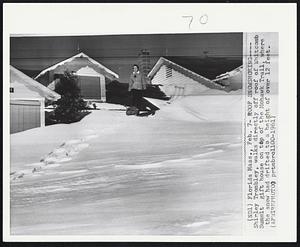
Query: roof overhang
10 66 61 101
148 57 227 91
35 52 119 80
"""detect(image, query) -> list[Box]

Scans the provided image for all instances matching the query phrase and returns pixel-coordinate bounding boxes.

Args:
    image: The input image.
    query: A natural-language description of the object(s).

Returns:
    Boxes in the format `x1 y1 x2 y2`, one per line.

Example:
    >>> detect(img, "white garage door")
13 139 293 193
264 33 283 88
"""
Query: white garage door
10 100 42 134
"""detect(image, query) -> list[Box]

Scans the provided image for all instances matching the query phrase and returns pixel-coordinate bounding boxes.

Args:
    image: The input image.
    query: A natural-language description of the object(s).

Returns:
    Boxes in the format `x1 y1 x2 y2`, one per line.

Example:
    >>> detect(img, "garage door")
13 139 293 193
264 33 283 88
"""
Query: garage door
78 76 101 99
10 100 41 134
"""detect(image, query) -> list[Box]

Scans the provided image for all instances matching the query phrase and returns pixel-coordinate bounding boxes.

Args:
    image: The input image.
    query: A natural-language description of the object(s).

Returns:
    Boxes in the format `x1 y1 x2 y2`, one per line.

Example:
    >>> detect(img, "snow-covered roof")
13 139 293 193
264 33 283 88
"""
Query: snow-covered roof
213 65 243 82
10 66 61 101
34 52 119 80
148 57 226 91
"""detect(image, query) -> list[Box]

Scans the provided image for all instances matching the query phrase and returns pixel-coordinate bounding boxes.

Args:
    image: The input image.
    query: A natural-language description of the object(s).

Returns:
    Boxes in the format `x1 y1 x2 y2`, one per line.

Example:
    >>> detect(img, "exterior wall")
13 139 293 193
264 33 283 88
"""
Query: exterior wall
151 65 211 97
10 99 43 134
99 74 106 102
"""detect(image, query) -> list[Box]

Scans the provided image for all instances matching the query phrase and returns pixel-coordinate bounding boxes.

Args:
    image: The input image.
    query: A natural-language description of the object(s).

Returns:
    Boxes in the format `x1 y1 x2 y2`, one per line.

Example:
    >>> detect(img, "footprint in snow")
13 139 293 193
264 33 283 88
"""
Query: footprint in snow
11 172 25 180
40 139 89 165
32 166 42 173
12 137 91 181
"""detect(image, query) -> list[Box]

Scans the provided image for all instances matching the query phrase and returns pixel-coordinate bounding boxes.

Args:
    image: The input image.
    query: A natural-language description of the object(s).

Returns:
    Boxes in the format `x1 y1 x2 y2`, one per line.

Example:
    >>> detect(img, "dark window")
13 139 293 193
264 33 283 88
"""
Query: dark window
10 87 14 93
166 66 172 78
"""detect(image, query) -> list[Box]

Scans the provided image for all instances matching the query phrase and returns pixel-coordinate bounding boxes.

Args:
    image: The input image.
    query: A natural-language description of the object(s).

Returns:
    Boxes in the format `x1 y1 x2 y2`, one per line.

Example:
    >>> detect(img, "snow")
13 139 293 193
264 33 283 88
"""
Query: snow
10 95 242 235
34 52 119 80
87 102 127 111
146 91 242 122
10 66 60 101
213 66 243 90
148 57 214 85
183 221 210 228
214 65 243 81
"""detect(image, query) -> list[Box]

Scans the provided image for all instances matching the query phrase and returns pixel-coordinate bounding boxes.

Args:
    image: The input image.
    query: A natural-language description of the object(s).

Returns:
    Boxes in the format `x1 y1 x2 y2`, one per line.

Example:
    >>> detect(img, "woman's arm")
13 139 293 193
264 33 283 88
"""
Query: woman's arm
128 76 133 91
141 75 148 90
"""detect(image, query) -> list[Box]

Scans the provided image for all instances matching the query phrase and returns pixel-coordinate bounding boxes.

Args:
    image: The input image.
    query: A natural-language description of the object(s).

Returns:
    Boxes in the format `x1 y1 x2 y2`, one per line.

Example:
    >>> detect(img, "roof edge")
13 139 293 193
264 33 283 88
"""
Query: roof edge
11 65 61 101
148 57 225 90
34 52 119 79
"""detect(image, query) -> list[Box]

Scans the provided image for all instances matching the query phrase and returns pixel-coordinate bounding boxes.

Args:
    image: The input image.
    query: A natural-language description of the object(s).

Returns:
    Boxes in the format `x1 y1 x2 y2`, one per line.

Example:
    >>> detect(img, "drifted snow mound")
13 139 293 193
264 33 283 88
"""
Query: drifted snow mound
213 65 243 91
145 90 242 122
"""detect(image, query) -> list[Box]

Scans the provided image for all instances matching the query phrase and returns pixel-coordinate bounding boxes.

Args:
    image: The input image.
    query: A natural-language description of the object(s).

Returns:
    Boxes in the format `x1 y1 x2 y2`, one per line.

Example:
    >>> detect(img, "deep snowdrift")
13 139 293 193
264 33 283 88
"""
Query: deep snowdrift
10 95 242 236
149 64 243 122
213 65 243 91
146 89 242 122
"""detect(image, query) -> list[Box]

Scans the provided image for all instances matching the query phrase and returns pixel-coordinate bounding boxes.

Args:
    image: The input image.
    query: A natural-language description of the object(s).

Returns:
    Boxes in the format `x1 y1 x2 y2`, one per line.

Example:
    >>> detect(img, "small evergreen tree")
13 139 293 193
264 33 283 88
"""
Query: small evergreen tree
54 71 86 123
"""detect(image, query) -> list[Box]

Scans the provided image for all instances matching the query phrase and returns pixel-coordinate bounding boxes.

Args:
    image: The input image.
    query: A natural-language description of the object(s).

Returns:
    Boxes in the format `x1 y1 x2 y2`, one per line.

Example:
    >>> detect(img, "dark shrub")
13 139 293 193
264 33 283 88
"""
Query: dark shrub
53 71 88 124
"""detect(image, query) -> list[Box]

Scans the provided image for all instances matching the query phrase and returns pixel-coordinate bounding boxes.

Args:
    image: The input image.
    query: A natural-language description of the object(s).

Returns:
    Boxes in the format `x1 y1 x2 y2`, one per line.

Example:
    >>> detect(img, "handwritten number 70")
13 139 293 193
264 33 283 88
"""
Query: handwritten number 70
182 15 208 29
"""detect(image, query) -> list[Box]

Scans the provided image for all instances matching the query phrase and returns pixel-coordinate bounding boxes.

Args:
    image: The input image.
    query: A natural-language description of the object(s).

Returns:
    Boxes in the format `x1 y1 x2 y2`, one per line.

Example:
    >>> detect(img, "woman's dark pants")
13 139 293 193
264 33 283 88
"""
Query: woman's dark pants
131 89 143 109
131 89 159 112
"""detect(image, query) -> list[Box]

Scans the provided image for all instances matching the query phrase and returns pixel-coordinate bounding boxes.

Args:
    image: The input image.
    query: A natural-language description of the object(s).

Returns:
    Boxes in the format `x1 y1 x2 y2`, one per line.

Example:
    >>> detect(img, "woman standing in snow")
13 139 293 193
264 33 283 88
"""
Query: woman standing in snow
128 64 147 109
128 64 157 115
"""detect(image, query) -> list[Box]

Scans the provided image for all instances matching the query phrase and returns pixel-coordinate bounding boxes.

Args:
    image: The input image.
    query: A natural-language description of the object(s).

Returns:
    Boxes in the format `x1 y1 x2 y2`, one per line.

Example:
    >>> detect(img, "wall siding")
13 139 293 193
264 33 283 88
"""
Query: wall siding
100 74 106 102
10 100 41 134
151 65 213 97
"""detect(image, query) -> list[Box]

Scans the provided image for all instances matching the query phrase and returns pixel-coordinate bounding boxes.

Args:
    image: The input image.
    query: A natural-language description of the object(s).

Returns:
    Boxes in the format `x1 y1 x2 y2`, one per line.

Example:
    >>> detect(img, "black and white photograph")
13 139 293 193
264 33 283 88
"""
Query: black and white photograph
3 3 296 242
9 33 243 235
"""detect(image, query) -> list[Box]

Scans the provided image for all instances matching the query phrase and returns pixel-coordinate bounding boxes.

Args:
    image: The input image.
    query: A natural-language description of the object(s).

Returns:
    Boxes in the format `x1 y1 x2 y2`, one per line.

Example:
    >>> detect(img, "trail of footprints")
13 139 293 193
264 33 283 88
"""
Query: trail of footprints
11 134 99 181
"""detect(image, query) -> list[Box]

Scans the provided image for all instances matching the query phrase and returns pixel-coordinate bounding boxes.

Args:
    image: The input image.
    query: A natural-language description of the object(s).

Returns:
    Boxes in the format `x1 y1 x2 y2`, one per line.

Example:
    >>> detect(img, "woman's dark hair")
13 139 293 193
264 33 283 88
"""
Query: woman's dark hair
133 64 139 70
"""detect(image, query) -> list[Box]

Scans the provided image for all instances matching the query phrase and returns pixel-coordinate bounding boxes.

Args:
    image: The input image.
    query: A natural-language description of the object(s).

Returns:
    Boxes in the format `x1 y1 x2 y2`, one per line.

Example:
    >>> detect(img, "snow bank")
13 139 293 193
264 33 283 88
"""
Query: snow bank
87 102 126 110
10 110 121 177
10 99 242 235
146 91 242 122
213 65 243 90
147 67 243 122
10 89 242 179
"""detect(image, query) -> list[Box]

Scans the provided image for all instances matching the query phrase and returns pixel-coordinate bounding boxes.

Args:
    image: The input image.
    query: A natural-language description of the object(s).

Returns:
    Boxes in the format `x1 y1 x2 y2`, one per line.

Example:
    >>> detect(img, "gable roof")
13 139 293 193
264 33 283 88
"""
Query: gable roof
34 52 119 80
163 56 242 80
148 57 227 91
10 66 61 101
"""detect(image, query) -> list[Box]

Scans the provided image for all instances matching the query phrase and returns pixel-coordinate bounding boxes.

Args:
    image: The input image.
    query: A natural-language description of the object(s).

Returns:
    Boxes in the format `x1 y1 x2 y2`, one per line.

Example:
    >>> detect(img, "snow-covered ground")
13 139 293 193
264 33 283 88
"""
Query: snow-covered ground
10 95 243 235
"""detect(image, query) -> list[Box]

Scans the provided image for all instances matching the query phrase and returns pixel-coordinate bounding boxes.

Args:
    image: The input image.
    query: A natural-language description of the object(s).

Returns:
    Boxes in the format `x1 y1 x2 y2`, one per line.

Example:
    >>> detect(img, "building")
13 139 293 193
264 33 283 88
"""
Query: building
147 57 234 97
34 52 119 102
10 66 61 134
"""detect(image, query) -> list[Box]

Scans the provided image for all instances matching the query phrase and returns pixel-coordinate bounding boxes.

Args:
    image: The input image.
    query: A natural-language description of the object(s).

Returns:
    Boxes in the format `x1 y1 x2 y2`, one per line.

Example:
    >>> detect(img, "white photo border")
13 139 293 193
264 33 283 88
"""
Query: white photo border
3 3 297 242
